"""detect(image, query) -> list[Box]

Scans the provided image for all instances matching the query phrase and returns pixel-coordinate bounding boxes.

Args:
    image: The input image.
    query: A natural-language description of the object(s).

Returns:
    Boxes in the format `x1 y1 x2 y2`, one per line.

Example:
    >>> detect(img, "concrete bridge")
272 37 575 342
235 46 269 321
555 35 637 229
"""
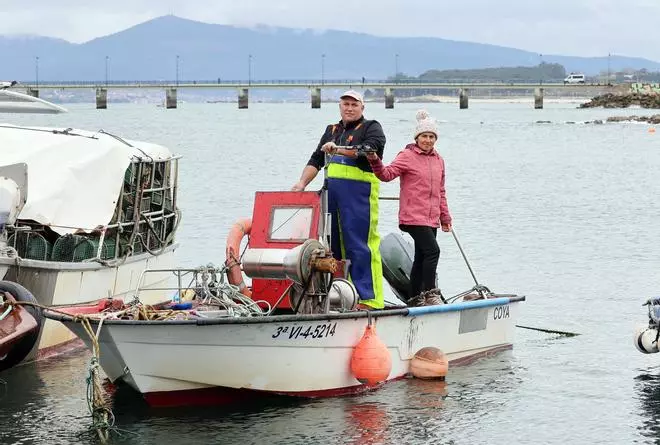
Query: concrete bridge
18 80 615 110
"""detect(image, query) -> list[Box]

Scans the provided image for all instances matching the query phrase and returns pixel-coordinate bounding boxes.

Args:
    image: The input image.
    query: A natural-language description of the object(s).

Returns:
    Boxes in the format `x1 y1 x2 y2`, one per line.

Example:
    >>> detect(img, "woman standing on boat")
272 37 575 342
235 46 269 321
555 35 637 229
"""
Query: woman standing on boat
366 110 452 306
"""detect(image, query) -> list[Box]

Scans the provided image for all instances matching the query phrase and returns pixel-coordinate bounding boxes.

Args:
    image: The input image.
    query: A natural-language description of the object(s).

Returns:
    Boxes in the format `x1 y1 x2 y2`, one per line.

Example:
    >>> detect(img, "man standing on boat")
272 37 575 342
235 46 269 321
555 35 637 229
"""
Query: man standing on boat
291 90 386 309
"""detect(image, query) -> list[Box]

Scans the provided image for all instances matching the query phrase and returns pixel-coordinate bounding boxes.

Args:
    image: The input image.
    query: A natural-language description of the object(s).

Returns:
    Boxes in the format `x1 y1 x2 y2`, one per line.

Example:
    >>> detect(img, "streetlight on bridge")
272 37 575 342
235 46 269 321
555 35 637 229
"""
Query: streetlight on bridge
35 56 39 89
321 54 326 85
175 55 180 86
105 56 109 86
394 53 399 83
248 54 253 85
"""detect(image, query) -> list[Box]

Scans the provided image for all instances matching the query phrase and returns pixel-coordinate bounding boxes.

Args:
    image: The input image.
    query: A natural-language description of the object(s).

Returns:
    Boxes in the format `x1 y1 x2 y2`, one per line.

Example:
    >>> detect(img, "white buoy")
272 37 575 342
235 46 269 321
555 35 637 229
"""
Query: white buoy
634 324 660 354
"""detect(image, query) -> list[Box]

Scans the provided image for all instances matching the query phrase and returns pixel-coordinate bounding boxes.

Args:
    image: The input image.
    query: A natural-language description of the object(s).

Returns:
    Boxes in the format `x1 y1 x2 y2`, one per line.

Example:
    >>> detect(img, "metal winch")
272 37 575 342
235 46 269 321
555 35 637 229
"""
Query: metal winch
241 239 357 314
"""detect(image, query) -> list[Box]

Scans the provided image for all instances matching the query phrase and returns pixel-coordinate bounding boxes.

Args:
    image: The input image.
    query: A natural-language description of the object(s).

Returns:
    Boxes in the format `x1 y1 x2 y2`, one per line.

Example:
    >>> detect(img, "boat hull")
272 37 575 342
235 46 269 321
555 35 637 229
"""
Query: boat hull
51 296 523 406
0 245 177 364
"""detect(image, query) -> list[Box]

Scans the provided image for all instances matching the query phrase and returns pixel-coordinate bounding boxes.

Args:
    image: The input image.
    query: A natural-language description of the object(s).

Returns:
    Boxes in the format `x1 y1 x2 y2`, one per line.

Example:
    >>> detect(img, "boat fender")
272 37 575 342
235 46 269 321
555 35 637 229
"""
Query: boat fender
410 347 448 380
225 218 252 297
0 280 43 371
634 325 660 354
350 324 391 386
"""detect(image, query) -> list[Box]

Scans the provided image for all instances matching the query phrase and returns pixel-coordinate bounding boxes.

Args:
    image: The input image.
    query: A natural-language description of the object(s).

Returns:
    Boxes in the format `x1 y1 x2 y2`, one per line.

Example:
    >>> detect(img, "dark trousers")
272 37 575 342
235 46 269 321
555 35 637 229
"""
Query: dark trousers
399 225 439 299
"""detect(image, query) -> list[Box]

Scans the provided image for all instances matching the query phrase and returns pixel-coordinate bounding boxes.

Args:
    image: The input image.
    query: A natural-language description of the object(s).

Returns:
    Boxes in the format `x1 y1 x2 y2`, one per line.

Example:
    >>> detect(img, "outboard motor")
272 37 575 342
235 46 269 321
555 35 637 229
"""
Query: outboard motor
380 232 440 304
379 232 414 302
634 296 660 354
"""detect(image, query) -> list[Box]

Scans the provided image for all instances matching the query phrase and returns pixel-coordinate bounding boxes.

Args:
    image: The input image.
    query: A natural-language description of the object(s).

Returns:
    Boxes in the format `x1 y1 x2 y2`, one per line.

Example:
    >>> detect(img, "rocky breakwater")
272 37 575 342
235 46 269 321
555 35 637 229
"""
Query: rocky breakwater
580 93 660 109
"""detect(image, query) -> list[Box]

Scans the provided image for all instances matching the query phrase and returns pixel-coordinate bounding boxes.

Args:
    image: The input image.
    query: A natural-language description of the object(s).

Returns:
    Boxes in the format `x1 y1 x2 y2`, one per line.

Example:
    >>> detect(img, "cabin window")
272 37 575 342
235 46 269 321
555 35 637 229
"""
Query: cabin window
268 206 314 242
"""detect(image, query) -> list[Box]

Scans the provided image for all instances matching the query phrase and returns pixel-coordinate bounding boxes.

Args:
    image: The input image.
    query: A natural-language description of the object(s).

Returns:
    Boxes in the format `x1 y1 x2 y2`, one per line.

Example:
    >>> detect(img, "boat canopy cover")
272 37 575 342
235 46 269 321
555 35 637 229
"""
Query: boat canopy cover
0 124 173 235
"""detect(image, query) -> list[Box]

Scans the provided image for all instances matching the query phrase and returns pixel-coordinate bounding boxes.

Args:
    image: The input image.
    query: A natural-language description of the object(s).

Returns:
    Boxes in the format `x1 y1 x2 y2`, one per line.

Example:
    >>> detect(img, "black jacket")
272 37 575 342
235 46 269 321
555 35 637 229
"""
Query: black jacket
306 116 386 173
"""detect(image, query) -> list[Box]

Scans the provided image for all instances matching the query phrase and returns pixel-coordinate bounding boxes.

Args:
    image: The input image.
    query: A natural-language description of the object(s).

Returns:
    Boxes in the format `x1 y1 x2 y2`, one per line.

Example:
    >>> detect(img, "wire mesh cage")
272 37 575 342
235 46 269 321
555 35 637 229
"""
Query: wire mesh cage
7 231 52 260
107 158 179 259
52 234 117 262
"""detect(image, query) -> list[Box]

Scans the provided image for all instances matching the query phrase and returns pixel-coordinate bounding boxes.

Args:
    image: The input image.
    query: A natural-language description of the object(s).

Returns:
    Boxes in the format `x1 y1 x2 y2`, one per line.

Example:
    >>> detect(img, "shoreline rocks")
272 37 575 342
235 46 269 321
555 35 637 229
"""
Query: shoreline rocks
580 93 660 109
606 114 660 124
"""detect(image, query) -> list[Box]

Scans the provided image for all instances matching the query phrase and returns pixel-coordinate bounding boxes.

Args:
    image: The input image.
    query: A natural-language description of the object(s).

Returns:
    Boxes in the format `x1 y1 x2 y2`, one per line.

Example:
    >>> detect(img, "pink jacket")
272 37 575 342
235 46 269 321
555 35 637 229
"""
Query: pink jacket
369 143 451 228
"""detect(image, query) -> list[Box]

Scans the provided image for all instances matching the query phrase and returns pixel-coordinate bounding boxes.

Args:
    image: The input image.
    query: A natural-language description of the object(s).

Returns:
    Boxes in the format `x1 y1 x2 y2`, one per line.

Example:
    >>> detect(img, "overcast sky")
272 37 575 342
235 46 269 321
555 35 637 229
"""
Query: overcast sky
1 0 658 61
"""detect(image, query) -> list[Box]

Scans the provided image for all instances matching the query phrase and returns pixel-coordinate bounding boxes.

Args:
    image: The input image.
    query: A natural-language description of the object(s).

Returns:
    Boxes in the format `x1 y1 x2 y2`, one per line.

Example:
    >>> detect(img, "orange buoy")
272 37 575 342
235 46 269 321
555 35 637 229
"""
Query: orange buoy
410 347 448 380
649 127 656 133
350 324 392 386
225 218 252 297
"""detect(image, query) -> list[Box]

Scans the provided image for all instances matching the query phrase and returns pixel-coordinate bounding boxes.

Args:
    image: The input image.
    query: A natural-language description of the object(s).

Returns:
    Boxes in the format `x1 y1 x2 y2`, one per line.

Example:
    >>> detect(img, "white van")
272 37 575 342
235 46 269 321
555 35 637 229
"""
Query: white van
564 73 586 84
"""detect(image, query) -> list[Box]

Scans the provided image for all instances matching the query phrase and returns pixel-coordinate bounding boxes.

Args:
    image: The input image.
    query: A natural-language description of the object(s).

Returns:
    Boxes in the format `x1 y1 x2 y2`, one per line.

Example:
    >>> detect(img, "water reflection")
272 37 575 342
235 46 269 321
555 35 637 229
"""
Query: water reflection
0 357 98 445
404 379 449 409
635 368 660 442
344 399 391 445
109 382 312 445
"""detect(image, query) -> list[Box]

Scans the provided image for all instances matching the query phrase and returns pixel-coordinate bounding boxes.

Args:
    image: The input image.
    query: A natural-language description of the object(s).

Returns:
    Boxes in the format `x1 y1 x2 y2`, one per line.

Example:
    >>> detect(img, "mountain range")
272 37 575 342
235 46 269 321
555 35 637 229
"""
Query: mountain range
2 15 659 82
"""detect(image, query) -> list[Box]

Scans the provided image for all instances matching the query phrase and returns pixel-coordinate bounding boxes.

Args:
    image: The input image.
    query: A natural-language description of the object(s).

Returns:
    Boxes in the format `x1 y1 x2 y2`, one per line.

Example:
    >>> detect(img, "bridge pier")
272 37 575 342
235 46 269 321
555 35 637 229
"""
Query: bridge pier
95 88 107 109
26 88 39 98
459 89 469 109
385 88 394 109
534 88 544 109
311 88 321 109
238 88 249 109
166 88 177 109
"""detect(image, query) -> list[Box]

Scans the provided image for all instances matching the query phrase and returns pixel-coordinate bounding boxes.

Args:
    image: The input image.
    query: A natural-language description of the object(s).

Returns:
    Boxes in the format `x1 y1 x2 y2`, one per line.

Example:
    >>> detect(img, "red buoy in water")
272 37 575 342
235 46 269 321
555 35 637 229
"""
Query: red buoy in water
350 324 392 386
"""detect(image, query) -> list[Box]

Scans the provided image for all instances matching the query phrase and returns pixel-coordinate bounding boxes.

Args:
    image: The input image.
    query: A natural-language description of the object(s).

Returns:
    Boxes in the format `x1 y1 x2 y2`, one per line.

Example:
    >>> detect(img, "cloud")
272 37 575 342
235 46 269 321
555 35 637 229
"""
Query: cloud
0 0 658 60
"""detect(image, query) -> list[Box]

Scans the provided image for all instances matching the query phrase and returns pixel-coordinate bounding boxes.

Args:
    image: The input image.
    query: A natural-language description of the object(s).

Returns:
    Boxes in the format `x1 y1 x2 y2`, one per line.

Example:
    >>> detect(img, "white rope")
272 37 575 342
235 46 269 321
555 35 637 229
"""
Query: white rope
199 280 271 317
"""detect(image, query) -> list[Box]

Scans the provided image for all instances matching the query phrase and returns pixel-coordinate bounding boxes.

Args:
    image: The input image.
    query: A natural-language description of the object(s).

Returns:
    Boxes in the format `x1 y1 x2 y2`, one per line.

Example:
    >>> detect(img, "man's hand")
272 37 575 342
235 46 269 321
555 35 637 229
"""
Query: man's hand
291 181 305 191
441 222 452 232
321 142 338 155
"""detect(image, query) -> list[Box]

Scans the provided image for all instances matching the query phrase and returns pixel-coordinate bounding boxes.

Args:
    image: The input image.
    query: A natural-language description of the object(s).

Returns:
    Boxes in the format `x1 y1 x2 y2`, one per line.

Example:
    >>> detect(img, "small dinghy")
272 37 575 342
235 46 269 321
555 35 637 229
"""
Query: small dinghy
0 282 42 372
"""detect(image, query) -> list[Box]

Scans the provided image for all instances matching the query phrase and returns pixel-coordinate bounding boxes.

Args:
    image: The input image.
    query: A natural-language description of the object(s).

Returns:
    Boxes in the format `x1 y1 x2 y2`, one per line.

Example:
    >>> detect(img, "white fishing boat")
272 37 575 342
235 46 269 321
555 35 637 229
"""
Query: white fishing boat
46 185 524 407
0 89 180 371
0 87 67 114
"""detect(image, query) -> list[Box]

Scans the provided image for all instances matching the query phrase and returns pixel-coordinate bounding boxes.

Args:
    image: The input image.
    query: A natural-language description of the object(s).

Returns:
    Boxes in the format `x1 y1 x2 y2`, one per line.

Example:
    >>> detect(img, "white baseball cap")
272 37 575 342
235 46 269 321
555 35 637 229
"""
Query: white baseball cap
340 90 364 103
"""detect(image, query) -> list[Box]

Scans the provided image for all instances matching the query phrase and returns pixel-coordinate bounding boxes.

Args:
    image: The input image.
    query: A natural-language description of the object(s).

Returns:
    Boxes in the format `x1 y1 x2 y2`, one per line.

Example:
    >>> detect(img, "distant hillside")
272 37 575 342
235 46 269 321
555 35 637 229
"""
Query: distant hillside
418 63 569 82
2 15 659 82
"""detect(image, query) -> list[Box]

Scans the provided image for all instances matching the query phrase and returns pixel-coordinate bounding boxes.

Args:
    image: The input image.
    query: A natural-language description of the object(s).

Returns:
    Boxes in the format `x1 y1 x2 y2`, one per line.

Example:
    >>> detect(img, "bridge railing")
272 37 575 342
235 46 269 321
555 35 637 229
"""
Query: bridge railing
15 78 616 87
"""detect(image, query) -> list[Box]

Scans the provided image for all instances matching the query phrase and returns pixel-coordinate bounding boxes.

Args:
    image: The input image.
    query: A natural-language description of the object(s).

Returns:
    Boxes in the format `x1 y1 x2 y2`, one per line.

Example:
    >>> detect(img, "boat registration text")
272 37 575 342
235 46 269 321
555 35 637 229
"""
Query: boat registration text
272 322 338 339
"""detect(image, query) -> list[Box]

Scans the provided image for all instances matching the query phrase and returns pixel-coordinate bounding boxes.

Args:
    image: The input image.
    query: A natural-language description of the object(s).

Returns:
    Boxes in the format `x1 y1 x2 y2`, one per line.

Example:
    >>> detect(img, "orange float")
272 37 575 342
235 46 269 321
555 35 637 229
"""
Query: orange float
350 323 392 386
225 218 252 297
410 347 448 380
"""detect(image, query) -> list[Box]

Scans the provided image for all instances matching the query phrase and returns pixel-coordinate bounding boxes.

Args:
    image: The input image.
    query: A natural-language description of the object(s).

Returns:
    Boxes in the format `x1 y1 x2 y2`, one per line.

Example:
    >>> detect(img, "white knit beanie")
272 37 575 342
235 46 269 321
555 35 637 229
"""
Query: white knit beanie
414 109 438 139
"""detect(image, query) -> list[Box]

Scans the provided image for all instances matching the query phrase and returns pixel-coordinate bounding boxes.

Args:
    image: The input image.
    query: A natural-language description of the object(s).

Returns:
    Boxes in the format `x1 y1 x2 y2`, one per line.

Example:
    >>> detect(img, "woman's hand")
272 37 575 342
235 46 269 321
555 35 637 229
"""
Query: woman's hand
441 222 452 232
366 152 378 161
